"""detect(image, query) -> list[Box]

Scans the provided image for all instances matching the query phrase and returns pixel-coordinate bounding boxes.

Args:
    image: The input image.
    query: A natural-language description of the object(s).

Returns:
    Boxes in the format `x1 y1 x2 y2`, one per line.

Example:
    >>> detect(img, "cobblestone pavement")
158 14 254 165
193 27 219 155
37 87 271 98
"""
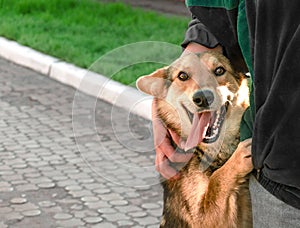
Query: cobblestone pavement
0 57 164 227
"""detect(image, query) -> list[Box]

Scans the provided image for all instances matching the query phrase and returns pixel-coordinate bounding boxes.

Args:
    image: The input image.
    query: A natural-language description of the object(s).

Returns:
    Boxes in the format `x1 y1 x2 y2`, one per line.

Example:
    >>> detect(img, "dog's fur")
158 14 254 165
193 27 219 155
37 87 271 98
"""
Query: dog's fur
136 52 252 228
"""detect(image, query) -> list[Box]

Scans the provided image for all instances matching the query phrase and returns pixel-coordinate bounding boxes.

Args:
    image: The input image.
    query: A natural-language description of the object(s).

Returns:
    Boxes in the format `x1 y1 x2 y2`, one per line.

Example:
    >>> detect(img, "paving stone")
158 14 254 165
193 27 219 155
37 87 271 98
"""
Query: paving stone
12 202 39 212
69 190 93 198
134 216 160 226
70 204 84 210
10 197 27 204
148 208 163 217
77 178 95 184
50 160 66 165
24 172 41 178
84 201 110 209
51 175 69 181
15 183 38 191
10 179 28 185
109 200 129 206
102 213 130 222
123 192 140 198
0 221 8 228
3 211 24 221
0 207 13 214
67 173 92 180
81 196 99 202
56 218 85 227
65 185 82 191
110 186 134 194
22 209 42 217
97 207 117 214
136 185 152 191
38 201 56 208
147 225 161 228
37 182 56 189
90 222 117 228
0 166 11 172
11 163 28 169
82 183 105 190
5 158 24 166
82 216 103 224
0 181 11 188
41 206 63 214
98 193 124 201
114 175 133 180
0 171 15 176
0 186 14 192
93 188 111 194
141 202 161 209
55 198 81 204
53 213 73 220
41 170 63 177
57 180 79 188
115 205 141 213
128 211 148 218
29 177 53 184
72 209 98 219
117 220 135 227
28 161 49 167
37 166 54 172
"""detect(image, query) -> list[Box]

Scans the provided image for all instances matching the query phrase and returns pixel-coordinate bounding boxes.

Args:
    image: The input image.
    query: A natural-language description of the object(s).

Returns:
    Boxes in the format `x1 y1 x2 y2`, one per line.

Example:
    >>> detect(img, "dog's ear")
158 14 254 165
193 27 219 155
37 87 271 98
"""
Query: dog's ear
136 67 169 98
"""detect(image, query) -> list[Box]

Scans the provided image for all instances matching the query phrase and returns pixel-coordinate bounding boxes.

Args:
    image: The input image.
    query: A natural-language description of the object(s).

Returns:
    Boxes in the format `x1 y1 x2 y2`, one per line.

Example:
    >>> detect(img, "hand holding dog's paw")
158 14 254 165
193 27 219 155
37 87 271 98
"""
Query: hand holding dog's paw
226 138 253 178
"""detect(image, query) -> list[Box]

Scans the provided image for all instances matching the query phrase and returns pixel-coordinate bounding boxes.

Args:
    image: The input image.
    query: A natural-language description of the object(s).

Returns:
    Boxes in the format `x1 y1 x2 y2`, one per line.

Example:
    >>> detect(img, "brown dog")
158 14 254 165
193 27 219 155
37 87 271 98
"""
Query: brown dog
137 52 252 227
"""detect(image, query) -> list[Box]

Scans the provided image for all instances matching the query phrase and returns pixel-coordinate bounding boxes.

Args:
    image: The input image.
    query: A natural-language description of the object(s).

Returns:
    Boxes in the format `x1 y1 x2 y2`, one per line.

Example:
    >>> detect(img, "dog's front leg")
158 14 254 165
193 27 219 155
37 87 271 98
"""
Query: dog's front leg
199 138 253 227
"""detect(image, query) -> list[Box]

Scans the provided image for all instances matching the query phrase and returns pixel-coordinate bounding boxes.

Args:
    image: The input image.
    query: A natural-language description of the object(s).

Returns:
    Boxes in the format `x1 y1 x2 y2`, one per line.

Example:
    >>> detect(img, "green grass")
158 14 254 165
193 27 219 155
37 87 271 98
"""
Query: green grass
0 0 189 85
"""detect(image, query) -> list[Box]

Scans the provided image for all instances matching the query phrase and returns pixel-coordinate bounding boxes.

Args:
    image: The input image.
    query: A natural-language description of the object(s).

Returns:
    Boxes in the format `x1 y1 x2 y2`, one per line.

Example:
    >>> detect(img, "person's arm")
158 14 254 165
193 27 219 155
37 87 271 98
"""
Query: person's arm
181 17 220 51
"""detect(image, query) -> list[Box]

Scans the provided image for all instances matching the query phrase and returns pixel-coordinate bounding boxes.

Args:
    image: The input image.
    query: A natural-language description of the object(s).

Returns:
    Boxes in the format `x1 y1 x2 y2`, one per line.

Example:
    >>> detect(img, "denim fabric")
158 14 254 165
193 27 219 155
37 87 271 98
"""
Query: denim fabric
249 175 300 228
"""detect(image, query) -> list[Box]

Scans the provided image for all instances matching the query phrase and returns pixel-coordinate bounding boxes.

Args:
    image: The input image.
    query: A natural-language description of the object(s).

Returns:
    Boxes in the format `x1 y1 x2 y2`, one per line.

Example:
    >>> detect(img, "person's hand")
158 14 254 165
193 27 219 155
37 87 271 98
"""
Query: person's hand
152 99 193 179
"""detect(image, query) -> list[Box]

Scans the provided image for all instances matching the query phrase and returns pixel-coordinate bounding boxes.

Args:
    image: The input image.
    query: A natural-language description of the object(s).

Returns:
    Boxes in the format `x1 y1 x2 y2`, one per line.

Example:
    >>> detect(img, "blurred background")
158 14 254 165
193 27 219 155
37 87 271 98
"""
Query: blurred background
0 0 190 85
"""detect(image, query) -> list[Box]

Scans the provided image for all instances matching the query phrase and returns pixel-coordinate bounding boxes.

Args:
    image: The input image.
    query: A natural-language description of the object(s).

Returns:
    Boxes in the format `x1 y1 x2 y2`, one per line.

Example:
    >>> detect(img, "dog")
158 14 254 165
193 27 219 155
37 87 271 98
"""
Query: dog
136 52 252 228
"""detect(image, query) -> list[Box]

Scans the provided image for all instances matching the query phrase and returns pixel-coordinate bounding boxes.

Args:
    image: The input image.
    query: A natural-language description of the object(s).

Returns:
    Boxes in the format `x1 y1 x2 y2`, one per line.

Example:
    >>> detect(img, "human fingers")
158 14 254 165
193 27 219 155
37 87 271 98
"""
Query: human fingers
155 148 179 179
152 108 192 163
157 133 193 163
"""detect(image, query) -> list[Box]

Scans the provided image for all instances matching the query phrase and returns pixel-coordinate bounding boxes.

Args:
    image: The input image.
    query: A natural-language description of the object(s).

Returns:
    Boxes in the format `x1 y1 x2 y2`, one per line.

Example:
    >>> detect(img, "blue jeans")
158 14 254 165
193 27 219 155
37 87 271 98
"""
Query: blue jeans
249 175 300 228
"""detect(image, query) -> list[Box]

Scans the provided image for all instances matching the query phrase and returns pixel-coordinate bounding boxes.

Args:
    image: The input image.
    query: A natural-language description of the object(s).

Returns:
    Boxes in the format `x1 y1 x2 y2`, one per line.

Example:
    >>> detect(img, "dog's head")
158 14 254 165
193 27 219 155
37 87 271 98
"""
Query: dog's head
137 52 249 152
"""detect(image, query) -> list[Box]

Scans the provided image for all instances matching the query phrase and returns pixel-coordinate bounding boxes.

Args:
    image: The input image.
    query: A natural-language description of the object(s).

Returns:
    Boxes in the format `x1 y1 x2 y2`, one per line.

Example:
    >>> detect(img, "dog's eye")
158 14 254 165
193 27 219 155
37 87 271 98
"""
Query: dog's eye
178 72 189 81
214 67 226 76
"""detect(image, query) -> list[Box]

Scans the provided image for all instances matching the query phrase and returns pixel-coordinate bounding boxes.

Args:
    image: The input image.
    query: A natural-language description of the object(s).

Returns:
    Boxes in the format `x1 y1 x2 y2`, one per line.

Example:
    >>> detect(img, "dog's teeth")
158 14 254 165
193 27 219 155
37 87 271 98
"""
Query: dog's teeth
203 104 227 143
213 128 218 136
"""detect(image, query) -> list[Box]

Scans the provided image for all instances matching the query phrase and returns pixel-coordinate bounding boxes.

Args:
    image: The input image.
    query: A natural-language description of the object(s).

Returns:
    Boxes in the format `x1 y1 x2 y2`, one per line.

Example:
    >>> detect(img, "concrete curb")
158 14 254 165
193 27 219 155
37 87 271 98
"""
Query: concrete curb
0 37 152 120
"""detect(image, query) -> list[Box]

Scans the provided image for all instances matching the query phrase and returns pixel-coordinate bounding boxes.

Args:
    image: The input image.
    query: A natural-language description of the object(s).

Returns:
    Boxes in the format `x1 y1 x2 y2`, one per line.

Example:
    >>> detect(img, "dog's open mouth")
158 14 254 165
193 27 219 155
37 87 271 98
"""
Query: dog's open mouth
202 103 227 143
183 102 229 148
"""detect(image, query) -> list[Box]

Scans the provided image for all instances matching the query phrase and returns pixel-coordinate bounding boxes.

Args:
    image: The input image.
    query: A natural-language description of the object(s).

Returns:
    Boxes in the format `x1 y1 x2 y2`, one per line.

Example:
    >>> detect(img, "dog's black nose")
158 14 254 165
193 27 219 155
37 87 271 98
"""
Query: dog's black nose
193 90 214 107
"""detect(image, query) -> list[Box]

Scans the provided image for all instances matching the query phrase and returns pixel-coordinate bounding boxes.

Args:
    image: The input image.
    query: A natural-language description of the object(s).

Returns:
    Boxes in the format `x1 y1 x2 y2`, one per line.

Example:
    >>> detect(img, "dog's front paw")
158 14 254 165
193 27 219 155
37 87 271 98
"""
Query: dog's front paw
226 138 253 178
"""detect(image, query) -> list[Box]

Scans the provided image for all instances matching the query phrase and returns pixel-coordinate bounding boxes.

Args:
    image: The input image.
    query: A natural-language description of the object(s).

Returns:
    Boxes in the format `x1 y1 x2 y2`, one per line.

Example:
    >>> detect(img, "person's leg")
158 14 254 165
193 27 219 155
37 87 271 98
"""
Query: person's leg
249 175 300 228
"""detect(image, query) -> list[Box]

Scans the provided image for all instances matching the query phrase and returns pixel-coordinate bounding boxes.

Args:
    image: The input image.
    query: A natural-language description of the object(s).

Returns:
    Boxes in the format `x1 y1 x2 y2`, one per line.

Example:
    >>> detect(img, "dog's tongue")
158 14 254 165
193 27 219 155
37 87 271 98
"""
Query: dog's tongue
185 112 211 151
